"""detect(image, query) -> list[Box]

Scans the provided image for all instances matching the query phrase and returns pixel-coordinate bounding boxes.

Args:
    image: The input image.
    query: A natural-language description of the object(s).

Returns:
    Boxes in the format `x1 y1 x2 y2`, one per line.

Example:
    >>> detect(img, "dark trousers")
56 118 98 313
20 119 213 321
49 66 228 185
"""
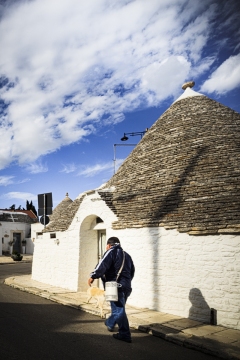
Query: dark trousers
105 290 131 339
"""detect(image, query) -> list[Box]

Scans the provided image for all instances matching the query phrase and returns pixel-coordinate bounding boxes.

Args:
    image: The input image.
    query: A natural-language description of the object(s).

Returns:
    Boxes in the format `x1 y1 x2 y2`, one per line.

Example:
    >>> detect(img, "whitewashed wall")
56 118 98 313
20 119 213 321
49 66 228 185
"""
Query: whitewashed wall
31 191 117 291
0 226 2 255
115 227 240 331
31 227 80 290
31 193 240 330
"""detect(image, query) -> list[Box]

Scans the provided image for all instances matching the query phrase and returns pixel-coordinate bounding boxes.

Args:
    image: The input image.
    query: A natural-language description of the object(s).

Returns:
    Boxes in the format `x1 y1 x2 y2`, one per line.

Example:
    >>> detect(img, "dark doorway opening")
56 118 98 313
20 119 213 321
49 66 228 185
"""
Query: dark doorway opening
13 233 21 253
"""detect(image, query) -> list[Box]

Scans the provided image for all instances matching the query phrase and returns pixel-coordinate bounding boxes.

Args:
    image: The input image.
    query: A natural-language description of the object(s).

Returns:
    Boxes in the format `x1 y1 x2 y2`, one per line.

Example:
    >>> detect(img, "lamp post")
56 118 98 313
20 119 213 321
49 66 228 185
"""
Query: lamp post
120 129 148 141
113 144 137 174
113 129 148 174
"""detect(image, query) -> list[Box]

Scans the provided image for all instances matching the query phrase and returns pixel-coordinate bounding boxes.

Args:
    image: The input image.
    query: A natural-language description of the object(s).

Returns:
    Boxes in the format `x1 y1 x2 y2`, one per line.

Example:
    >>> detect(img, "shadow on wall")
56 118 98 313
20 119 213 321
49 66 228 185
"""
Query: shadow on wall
189 288 214 324
149 147 207 311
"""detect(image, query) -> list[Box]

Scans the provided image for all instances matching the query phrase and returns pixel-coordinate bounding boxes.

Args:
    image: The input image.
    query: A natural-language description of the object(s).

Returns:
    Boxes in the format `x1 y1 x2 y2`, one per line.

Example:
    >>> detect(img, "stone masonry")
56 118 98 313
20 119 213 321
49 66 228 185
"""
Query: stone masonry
99 96 240 235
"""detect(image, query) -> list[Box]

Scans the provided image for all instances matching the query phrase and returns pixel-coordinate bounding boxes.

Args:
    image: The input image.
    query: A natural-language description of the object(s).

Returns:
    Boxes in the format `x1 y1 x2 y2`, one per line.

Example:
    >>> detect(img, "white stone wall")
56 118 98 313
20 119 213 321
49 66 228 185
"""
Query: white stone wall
31 191 117 291
32 229 80 290
114 227 240 331
0 226 2 255
31 193 240 330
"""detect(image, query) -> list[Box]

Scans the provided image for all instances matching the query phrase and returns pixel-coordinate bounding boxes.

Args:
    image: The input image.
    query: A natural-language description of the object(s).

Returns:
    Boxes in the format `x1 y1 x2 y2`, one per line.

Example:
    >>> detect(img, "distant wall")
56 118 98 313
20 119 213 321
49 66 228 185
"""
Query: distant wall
25 238 34 254
0 222 31 253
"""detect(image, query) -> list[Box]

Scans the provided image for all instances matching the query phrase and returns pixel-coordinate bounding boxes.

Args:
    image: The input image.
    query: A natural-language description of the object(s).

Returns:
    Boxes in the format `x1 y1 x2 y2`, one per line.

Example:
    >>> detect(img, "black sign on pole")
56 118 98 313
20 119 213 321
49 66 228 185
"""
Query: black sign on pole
38 193 53 213
40 215 50 225
38 208 52 216
38 193 53 228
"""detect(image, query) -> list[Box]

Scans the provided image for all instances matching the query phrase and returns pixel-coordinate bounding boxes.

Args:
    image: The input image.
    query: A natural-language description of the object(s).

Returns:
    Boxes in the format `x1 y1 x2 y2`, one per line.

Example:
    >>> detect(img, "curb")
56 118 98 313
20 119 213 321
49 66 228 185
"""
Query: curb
4 280 109 319
0 260 32 265
135 324 240 360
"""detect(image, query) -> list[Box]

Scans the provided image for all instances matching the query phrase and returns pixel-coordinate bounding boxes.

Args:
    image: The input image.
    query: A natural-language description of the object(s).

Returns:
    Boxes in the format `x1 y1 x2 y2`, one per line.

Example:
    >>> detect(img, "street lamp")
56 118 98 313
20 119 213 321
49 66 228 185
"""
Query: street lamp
113 129 148 174
120 129 148 141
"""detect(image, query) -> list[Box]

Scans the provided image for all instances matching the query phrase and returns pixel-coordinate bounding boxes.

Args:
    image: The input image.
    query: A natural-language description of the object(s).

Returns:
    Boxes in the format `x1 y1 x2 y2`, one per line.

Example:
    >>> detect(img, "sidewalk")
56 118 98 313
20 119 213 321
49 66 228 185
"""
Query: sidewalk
0 254 33 264
1 257 240 360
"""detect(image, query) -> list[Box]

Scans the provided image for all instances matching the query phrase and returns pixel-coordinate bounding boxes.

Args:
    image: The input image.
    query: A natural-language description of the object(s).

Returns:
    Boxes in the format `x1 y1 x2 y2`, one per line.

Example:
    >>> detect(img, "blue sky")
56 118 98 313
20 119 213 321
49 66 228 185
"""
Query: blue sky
0 0 239 211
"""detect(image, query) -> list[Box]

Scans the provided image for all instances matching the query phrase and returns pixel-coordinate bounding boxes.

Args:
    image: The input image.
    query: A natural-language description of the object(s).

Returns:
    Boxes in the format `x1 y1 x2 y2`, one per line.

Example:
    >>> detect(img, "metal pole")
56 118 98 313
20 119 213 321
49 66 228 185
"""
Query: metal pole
113 144 137 175
113 144 116 174
43 193 46 228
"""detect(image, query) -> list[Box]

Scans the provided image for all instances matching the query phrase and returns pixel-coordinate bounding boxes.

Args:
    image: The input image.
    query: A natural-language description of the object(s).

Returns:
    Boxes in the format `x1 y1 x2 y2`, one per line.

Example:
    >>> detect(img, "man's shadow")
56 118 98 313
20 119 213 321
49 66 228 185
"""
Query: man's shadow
189 288 216 324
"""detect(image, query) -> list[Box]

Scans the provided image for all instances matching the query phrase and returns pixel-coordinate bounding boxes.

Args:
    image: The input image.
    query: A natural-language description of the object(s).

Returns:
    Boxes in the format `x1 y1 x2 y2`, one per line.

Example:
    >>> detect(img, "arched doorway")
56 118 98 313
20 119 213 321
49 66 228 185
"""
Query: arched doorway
78 215 106 291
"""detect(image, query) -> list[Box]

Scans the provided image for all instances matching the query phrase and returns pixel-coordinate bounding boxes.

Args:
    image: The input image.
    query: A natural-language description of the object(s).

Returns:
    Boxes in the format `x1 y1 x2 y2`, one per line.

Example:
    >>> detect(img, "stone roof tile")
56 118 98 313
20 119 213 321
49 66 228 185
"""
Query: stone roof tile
99 92 240 234
43 193 84 233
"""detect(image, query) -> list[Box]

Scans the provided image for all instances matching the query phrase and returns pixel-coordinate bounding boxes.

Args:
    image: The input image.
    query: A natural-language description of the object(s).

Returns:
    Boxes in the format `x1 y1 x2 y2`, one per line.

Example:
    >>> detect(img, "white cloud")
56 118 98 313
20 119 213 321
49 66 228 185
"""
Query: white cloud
60 163 77 173
201 54 240 94
77 158 124 177
0 0 237 169
24 161 48 174
190 56 216 78
17 178 30 184
141 56 191 102
0 175 30 186
78 161 114 177
0 175 14 186
0 176 30 186
0 191 37 202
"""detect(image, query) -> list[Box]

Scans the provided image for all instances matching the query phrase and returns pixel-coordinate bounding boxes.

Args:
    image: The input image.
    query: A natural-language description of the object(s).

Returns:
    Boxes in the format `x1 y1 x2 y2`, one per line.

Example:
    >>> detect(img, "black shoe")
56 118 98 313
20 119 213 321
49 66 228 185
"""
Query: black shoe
105 320 114 332
113 333 132 343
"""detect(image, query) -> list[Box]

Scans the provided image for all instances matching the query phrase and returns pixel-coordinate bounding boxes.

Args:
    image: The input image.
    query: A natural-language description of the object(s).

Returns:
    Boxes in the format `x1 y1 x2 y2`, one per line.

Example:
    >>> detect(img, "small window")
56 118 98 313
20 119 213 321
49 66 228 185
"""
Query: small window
2 238 4 244
50 233 56 238
36 232 43 238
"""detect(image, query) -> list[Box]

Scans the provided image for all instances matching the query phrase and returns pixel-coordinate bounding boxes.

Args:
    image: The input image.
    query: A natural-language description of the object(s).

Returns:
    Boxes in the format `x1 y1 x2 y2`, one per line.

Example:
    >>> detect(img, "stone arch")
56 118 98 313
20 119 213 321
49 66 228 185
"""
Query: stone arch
78 214 106 291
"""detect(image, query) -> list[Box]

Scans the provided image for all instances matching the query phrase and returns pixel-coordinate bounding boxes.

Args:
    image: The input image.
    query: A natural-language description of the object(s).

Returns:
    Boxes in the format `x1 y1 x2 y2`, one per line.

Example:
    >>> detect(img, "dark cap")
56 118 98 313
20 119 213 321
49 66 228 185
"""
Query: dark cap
107 237 120 246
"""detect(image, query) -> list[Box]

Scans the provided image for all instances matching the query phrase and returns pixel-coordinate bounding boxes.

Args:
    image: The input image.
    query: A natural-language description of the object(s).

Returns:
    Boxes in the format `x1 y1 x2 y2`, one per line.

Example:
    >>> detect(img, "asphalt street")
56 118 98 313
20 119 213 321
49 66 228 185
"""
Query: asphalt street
0 263 221 360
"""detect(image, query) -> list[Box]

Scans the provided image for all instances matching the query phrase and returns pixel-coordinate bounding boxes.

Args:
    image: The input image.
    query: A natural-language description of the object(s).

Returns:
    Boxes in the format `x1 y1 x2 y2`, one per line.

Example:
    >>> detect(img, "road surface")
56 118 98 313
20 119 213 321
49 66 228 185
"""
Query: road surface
0 263 221 360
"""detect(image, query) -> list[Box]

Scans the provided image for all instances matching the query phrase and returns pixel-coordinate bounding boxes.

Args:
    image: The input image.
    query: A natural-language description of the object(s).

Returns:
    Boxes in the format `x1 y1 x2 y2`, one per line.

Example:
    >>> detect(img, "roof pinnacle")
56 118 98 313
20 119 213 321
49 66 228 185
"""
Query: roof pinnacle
182 81 195 90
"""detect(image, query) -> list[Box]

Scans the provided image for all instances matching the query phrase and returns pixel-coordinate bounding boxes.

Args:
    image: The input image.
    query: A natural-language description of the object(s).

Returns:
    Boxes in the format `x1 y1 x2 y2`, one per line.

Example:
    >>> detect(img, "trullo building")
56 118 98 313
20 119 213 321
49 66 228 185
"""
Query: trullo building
32 82 240 331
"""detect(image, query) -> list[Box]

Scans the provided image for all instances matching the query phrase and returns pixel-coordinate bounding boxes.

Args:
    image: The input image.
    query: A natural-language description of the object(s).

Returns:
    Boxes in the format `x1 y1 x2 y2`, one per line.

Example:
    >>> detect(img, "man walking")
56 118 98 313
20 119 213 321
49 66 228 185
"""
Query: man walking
88 237 135 343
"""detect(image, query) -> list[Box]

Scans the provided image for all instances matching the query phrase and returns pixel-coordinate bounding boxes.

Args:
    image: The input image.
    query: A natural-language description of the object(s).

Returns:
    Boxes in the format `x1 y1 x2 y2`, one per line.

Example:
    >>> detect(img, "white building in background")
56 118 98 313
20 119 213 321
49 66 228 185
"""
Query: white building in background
0 210 37 255
32 83 240 331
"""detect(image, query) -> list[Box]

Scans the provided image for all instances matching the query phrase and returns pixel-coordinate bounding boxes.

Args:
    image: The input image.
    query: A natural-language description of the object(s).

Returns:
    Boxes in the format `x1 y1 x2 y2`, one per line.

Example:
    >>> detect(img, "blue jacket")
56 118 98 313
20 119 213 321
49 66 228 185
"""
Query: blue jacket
90 244 135 292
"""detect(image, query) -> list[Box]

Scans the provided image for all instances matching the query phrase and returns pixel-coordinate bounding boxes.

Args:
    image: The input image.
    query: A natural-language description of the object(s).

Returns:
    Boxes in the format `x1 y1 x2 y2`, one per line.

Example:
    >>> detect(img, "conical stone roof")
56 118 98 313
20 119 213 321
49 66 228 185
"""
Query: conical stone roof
99 84 240 235
44 193 82 232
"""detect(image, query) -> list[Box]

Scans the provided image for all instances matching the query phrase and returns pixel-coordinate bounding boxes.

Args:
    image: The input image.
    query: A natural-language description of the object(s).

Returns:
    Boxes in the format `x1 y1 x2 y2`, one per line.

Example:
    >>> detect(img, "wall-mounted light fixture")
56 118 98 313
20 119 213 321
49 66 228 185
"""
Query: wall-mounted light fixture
54 239 60 245
120 129 148 141
113 129 148 174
